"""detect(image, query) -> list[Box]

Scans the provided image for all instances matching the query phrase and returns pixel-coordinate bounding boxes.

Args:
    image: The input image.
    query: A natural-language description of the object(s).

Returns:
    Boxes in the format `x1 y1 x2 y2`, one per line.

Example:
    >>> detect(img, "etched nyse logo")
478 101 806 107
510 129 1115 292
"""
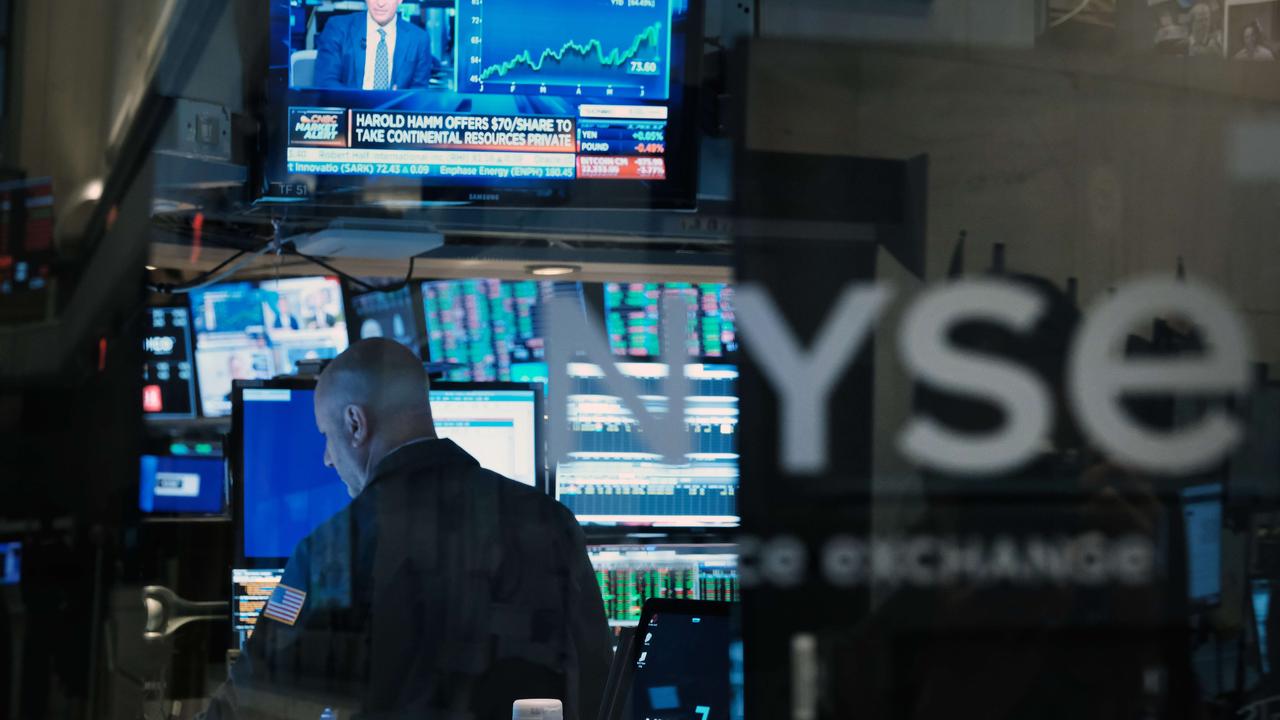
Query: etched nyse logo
547 275 1253 478
735 275 1252 477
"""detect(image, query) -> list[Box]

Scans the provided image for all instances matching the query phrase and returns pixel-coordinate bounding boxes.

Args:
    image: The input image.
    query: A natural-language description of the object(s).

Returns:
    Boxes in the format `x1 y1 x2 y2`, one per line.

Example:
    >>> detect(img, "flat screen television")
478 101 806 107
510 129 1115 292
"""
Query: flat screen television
348 284 427 358
554 361 738 528
421 278 583 383
190 276 349 417
264 0 703 208
605 282 736 359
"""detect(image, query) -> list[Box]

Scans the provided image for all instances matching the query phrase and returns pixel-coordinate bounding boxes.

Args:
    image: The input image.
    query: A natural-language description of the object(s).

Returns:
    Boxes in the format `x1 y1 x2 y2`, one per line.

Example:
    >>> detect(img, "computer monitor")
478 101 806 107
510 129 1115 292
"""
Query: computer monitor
233 379 346 562
605 599 733 720
139 444 226 517
142 306 198 418
348 284 426 359
190 276 349 417
589 545 738 627
605 283 736 359
1181 483 1222 606
429 384 542 489
0 542 19 586
1256 578 1272 675
421 279 583 383
555 362 738 527
231 567 285 649
233 378 544 563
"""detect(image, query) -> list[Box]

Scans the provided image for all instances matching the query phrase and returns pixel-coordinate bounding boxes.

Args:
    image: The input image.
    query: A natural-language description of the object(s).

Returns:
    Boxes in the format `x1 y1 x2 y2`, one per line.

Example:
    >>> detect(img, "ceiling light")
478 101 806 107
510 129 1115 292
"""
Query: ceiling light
145 265 157 271
527 264 580 277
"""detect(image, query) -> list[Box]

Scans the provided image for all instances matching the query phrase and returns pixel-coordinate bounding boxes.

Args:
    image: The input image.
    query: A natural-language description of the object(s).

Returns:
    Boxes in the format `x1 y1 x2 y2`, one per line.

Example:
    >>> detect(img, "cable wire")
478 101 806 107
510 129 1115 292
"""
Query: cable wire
285 243 417 295
1049 0 1094 28
147 240 279 294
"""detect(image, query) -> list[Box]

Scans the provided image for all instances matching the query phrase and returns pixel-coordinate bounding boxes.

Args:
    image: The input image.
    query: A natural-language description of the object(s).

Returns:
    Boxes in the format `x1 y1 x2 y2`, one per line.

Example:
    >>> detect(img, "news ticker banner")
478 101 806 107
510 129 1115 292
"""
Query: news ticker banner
286 106 668 180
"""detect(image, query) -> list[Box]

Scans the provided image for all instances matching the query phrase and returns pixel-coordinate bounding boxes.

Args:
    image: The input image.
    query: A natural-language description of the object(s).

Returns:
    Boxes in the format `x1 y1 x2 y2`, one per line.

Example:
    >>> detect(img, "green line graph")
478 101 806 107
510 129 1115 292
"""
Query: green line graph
477 21 664 82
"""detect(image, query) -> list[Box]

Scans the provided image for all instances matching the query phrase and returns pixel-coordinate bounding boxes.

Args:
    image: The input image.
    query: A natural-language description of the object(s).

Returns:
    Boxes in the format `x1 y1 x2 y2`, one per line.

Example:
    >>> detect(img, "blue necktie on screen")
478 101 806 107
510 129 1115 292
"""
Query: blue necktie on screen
373 27 389 90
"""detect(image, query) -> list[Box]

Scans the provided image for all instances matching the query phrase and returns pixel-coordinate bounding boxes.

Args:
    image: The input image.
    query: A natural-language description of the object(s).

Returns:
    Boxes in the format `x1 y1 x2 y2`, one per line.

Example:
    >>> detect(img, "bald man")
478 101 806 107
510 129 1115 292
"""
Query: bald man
204 339 611 720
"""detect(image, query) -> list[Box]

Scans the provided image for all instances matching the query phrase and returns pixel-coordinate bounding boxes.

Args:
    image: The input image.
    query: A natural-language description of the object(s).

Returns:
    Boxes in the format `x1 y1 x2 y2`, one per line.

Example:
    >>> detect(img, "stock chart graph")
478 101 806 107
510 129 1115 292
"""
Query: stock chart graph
457 0 674 99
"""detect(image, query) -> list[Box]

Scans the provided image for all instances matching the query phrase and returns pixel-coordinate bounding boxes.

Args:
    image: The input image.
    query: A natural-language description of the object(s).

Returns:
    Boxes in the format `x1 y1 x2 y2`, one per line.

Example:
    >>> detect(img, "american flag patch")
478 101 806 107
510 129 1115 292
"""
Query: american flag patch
261 583 306 626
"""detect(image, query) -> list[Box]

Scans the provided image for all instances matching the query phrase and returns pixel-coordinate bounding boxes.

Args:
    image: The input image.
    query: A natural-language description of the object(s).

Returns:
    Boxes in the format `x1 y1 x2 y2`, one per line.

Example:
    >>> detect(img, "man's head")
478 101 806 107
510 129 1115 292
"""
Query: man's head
367 0 402 27
315 338 434 498
1244 20 1262 50
1191 3 1211 36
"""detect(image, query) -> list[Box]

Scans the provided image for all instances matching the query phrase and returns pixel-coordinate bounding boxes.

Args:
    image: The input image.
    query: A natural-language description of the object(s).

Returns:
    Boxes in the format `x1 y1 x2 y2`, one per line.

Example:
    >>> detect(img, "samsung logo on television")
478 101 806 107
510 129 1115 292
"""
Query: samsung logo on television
468 193 500 202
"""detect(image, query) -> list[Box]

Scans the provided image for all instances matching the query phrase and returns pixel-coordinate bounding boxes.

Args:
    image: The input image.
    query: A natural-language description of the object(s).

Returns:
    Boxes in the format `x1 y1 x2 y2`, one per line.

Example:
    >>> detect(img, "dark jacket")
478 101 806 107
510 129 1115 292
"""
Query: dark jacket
311 13 435 90
206 439 612 720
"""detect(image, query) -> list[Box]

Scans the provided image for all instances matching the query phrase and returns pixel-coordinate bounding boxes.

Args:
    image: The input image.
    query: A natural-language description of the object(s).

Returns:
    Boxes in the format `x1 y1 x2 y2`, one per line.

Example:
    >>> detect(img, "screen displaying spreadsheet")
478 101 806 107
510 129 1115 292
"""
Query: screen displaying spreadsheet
556 362 738 527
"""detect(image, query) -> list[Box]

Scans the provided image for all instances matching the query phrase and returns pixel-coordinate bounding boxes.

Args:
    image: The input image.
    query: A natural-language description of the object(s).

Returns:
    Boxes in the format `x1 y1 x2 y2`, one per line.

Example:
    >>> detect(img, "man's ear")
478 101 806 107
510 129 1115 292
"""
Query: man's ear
344 404 369 447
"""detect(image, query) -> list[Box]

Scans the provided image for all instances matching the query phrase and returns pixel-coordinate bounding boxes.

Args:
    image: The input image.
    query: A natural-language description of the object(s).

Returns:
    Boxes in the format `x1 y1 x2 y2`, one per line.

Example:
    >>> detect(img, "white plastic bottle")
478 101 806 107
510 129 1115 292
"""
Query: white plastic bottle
512 698 563 720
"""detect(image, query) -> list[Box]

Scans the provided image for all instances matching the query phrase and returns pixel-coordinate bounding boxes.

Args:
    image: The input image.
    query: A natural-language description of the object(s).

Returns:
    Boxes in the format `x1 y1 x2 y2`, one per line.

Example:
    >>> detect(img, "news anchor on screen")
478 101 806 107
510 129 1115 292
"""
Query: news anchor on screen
311 0 435 90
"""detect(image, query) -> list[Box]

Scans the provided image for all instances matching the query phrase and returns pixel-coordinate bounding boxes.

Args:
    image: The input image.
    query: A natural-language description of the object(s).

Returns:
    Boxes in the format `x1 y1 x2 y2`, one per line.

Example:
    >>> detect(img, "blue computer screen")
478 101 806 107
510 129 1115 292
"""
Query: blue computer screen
241 386 348 560
1256 579 1273 675
1 542 20 586
1182 483 1222 605
240 384 542 560
139 454 226 515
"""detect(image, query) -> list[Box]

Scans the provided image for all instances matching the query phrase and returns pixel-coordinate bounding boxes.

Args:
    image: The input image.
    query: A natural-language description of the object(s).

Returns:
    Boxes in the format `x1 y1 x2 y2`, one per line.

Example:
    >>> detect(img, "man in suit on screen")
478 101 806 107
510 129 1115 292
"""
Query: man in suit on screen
311 0 435 90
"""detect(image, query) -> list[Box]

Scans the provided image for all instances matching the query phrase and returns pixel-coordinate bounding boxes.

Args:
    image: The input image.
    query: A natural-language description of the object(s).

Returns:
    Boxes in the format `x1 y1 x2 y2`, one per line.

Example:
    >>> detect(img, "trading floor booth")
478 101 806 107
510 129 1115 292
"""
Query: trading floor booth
9 0 1280 719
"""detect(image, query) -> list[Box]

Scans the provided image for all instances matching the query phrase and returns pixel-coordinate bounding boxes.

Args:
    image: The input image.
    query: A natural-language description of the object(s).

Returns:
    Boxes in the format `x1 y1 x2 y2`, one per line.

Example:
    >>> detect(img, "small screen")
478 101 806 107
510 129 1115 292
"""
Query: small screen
1256 579 1272 675
351 285 424 358
139 454 226 515
555 362 738 527
605 283 736 359
422 279 582 382
191 277 348 417
1182 483 1222 605
0 542 20 586
589 546 738 627
240 383 542 560
142 306 198 418
628 607 731 720
232 567 285 649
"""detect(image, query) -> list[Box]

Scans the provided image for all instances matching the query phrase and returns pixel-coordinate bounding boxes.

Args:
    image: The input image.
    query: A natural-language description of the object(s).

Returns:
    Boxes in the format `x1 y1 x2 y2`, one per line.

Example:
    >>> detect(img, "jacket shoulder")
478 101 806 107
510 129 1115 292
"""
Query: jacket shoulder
397 17 429 42
294 500 357 559
487 470 579 528
324 12 360 36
